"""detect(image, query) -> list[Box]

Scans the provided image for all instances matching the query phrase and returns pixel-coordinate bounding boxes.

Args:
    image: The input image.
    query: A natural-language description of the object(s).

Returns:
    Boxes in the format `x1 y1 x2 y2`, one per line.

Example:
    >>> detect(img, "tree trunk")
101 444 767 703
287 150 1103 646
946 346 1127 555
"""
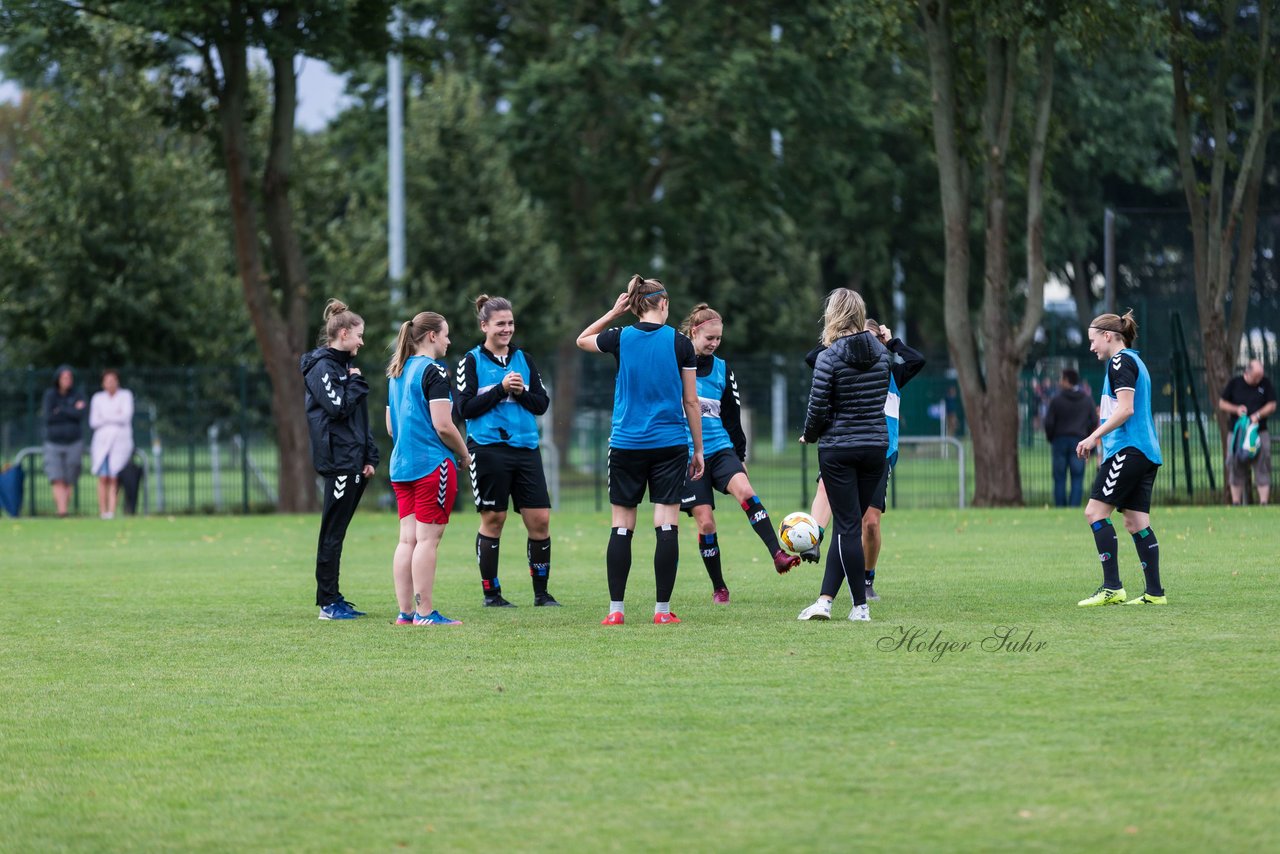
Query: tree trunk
215 34 317 513
921 3 1055 506
1170 0 1274 472
551 337 582 466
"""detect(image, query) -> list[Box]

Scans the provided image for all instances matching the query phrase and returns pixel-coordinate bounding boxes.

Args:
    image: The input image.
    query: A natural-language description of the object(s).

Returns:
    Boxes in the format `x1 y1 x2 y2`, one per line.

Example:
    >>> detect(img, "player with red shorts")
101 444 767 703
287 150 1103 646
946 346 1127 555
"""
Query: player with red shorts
386 311 472 626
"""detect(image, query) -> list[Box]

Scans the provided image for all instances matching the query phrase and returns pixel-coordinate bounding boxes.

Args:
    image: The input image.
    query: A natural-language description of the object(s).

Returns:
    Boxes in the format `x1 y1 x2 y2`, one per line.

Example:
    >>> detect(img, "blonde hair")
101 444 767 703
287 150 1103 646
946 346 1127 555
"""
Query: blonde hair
387 311 446 378
679 303 722 337
625 274 668 316
475 294 513 326
821 288 867 346
1089 309 1138 347
320 298 363 346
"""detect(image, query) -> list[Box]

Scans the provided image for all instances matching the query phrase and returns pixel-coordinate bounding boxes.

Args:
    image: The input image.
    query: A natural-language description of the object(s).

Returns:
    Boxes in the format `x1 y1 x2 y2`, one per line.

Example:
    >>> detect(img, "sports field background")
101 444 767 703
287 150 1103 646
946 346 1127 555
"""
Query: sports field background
3 508 1277 851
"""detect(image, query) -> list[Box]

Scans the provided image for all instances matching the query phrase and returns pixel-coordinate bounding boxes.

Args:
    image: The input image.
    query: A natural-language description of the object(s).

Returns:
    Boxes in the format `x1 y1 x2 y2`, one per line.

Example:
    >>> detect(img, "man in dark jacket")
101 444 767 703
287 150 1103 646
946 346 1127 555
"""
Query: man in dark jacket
1044 368 1098 507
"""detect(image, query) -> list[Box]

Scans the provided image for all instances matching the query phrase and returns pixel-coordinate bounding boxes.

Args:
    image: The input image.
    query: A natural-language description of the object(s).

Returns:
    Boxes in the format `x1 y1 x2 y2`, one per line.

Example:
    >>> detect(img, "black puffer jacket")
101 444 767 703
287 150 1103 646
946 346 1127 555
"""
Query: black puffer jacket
802 330 891 448
300 346 380 476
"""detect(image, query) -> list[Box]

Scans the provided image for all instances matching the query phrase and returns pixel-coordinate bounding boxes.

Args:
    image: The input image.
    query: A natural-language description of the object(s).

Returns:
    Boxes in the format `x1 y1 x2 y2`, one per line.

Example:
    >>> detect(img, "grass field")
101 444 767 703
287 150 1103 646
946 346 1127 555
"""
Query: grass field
3 507 1277 852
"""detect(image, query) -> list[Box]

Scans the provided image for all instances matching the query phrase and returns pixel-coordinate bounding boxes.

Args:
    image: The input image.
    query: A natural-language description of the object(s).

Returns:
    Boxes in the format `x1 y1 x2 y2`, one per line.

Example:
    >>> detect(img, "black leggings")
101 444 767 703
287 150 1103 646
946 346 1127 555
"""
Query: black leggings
315 471 368 606
817 446 887 605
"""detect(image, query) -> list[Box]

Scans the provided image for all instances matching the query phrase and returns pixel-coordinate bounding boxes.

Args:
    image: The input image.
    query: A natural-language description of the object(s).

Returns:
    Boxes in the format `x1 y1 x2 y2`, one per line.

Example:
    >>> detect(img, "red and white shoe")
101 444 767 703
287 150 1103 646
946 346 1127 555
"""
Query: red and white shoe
653 612 682 624
600 611 625 626
712 587 730 605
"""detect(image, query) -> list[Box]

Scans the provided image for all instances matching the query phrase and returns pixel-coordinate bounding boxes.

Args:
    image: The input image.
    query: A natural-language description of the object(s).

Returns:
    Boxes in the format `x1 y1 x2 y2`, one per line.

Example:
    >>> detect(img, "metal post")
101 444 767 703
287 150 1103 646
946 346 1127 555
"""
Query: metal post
1104 207 1116 315
387 8 406 308
149 402 164 513
892 257 906 343
209 423 222 511
187 368 196 511
800 441 808 508
771 355 787 454
240 366 250 513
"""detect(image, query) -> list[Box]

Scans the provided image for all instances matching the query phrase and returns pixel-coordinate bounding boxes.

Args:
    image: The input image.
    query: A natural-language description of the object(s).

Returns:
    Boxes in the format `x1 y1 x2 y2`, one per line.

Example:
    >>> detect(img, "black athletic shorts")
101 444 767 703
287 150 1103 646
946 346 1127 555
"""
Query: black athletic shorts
468 443 550 512
866 451 899 513
680 448 746 511
1089 447 1160 513
609 445 689 507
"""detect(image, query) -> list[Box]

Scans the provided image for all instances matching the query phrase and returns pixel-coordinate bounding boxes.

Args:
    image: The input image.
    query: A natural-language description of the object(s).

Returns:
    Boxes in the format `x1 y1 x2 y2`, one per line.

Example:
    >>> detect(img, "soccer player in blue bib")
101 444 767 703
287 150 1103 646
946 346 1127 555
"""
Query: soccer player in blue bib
577 275 705 625
386 311 472 626
454 294 558 608
676 303 799 604
1075 310 1167 606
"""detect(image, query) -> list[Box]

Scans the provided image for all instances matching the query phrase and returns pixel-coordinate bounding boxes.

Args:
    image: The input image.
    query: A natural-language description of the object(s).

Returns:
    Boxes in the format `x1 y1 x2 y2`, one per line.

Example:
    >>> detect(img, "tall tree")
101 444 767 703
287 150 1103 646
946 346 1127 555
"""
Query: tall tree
917 0 1061 505
1 0 393 512
1168 0 1278 443
0 23 244 367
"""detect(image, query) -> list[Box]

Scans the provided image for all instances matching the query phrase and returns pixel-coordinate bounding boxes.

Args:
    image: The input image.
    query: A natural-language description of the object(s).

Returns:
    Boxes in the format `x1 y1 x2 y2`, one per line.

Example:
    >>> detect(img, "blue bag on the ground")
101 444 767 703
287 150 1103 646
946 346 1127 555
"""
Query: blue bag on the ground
0 464 23 517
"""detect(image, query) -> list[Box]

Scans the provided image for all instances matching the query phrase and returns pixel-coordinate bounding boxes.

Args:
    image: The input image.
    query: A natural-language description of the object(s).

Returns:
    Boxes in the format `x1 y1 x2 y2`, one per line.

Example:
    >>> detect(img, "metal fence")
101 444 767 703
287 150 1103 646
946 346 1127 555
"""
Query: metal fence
0 354 1242 517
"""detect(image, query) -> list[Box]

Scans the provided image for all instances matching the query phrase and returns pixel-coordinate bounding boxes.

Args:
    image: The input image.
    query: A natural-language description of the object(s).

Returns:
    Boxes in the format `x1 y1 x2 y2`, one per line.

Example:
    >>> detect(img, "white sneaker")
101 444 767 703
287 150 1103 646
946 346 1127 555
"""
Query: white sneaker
797 599 832 621
848 603 871 622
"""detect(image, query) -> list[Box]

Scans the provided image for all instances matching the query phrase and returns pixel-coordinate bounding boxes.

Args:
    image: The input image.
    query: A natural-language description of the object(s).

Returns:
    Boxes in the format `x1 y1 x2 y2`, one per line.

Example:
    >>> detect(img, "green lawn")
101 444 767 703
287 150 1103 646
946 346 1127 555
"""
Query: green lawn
2 508 1277 851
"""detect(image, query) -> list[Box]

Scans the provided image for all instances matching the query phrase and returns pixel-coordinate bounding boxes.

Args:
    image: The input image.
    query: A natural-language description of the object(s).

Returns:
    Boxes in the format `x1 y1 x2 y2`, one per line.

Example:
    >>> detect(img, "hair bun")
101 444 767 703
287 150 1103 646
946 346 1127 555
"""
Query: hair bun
323 298 349 321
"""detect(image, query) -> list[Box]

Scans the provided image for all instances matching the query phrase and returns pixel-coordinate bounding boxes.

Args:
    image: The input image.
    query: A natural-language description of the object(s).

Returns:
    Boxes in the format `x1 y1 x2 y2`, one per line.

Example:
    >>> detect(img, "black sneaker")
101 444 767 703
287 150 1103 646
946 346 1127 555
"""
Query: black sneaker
484 594 517 607
534 593 561 607
865 581 880 602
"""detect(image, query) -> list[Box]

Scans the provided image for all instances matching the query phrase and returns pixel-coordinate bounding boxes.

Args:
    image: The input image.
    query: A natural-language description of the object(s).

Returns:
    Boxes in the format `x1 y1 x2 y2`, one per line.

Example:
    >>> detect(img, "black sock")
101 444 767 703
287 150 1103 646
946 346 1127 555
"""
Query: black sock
865 568 876 584
1091 519 1121 589
607 527 633 602
528 537 551 596
699 532 725 589
655 524 679 603
741 496 783 555
1132 527 1163 596
477 533 501 597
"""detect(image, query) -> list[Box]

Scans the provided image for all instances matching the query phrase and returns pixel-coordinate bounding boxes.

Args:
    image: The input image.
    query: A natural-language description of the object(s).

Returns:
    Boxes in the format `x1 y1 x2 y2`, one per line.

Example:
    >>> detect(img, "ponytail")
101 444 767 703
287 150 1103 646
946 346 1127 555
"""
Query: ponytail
387 311 446 378
625 274 668 316
1089 309 1138 347
320 298 363 346
679 303 721 337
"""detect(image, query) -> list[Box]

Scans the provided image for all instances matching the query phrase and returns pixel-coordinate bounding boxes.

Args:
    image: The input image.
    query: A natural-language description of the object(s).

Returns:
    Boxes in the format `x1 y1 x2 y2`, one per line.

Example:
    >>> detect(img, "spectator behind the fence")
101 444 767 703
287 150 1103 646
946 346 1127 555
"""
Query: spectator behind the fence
43 365 86 518
1218 359 1276 505
1044 368 1098 507
89 369 134 520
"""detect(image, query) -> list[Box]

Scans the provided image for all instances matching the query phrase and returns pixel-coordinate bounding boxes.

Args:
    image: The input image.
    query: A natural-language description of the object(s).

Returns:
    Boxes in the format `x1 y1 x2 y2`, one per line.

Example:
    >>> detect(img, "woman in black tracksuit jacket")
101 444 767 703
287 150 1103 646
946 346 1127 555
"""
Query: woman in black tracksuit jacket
797 288 891 623
301 299 380 620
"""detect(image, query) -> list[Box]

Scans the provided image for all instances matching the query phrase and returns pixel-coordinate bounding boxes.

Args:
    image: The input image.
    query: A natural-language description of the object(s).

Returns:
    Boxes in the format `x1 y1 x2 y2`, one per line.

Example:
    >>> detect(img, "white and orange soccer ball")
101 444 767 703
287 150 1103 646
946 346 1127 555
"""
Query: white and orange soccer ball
778 511 820 555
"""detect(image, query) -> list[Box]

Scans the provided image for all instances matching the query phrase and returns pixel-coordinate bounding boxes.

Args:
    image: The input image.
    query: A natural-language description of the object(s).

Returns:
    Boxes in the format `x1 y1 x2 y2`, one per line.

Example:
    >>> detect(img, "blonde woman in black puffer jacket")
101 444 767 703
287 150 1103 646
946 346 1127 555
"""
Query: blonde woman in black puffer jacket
797 288 891 623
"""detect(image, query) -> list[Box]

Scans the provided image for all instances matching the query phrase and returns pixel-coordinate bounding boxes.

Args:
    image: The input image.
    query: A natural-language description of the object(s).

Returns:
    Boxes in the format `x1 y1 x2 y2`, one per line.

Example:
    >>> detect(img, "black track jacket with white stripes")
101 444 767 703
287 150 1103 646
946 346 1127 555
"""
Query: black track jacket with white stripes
301 346 380 476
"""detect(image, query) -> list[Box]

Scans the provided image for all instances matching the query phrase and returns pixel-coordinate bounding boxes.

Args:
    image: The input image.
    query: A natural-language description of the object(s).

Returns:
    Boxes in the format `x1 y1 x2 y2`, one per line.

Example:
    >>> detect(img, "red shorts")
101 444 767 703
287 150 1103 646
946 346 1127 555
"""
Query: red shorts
393 460 458 524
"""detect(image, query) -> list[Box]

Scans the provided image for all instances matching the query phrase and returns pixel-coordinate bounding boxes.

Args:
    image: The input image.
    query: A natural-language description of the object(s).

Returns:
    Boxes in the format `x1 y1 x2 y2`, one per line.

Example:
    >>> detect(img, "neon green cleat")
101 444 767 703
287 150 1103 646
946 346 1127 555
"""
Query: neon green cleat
1124 593 1168 605
1077 586 1126 607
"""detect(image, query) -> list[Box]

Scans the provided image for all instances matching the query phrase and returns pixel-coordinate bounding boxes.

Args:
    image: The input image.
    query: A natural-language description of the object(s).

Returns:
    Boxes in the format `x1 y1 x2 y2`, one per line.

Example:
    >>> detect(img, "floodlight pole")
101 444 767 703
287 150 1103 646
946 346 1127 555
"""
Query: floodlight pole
387 8 406 309
1103 207 1116 315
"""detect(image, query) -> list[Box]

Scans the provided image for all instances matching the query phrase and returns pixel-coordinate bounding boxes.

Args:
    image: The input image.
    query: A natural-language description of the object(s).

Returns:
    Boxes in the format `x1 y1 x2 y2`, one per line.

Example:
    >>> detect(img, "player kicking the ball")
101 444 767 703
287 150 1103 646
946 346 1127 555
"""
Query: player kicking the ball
677 303 799 605
1075 310 1167 607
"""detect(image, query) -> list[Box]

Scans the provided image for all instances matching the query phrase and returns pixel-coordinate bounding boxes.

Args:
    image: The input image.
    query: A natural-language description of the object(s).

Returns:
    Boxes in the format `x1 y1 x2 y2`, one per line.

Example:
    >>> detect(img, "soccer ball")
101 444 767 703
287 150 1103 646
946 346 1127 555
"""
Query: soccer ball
778 511 820 555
